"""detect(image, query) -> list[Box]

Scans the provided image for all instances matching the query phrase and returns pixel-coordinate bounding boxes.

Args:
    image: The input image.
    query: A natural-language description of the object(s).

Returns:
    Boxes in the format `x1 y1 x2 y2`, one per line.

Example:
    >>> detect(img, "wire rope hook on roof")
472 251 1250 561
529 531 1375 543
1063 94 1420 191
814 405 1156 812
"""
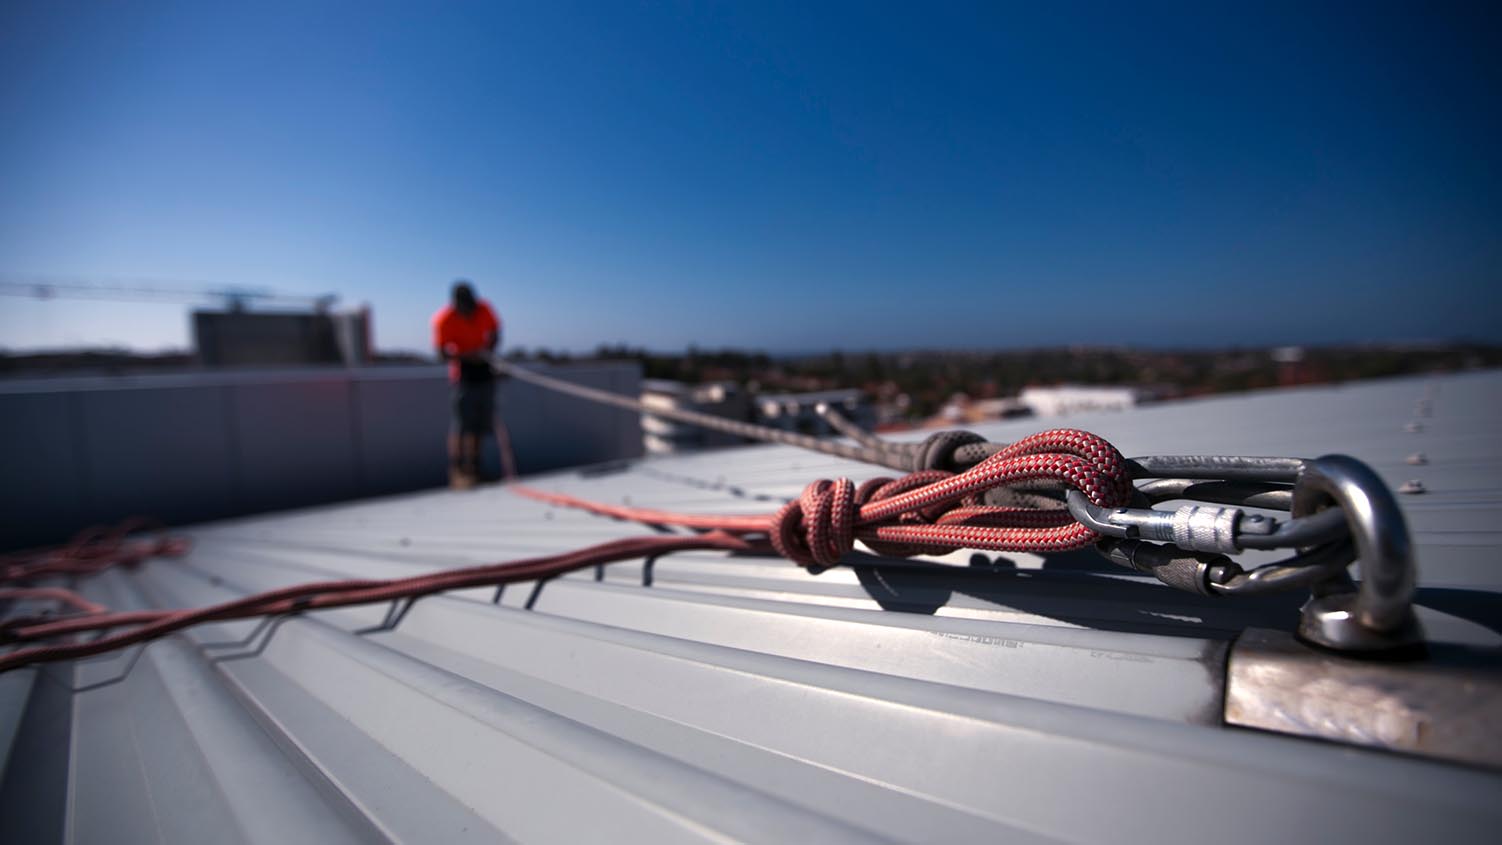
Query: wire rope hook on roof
494 360 1427 656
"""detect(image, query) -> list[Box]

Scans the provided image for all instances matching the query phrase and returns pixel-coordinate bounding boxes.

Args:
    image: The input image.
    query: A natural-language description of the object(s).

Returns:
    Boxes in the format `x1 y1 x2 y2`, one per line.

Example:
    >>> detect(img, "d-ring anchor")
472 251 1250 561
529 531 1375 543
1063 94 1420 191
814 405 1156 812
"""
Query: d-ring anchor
1292 455 1425 656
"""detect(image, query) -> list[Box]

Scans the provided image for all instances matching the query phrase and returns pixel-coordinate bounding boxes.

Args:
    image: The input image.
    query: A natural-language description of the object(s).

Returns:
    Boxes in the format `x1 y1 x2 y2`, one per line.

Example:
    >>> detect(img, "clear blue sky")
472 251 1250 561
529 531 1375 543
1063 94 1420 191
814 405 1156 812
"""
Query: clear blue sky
1 1 1498 354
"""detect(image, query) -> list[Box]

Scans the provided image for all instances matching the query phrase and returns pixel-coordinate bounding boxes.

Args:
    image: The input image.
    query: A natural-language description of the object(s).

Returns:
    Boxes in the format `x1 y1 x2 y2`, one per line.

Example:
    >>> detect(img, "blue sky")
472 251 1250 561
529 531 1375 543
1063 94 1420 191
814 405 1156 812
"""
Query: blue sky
1 1 1498 353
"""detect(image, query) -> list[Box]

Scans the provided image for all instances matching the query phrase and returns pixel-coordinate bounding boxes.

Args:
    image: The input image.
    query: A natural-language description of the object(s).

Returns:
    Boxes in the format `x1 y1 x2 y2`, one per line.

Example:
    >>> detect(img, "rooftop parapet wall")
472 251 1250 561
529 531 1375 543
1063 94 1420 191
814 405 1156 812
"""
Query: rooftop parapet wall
0 362 643 550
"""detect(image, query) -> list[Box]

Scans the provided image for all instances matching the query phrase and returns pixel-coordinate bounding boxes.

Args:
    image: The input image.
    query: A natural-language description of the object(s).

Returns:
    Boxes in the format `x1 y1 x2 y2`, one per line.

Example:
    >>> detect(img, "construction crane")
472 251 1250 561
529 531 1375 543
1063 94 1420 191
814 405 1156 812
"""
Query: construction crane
1 275 365 366
0 277 338 311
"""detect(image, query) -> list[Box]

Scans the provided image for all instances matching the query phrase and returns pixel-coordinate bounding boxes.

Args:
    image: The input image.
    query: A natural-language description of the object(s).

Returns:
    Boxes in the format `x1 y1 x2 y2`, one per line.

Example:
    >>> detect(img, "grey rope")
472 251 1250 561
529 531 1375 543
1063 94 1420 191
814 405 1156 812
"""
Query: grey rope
496 360 922 471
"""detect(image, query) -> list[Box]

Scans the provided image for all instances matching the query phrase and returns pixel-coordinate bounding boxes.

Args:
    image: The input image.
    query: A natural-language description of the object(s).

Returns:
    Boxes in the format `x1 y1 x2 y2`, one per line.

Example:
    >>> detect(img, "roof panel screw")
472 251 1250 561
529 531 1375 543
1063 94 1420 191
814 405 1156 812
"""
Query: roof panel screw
1398 479 1427 495
1405 452 1428 466
1403 422 1424 433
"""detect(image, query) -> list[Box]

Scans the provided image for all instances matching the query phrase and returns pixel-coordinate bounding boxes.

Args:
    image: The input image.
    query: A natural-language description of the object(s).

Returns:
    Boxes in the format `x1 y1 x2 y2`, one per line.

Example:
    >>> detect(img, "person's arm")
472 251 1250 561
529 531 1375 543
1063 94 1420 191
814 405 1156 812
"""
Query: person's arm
435 318 459 362
435 315 450 358
474 306 499 359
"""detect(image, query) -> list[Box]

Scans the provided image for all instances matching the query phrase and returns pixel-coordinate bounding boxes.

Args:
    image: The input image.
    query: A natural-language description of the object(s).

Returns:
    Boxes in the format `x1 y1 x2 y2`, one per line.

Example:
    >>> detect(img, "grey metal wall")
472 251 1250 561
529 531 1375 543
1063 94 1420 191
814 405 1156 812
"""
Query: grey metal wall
0 362 642 549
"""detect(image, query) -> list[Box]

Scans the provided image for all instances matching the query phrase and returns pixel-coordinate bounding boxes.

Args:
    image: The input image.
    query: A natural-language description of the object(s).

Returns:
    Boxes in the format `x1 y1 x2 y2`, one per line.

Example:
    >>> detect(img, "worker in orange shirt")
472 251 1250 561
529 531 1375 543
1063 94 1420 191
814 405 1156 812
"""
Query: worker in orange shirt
432 280 501 488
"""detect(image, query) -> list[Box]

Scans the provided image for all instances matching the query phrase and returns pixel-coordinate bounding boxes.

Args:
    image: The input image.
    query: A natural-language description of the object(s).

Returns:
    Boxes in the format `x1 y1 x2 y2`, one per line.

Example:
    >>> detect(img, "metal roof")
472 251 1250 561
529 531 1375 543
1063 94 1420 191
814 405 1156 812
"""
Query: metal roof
3 370 1501 842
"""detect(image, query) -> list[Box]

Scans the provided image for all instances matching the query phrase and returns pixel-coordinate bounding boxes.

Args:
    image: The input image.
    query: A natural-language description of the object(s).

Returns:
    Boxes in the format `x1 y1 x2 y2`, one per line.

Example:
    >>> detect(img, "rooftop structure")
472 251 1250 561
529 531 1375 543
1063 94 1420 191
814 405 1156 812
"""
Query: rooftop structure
2 370 1500 841
755 388 875 436
640 379 749 454
1018 384 1147 417
0 362 643 550
193 307 373 368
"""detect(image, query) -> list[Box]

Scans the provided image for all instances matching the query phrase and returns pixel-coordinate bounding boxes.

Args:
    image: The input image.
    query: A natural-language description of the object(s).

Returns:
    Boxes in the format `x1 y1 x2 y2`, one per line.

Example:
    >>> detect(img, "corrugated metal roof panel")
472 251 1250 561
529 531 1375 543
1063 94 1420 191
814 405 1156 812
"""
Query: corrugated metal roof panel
3 371 1501 842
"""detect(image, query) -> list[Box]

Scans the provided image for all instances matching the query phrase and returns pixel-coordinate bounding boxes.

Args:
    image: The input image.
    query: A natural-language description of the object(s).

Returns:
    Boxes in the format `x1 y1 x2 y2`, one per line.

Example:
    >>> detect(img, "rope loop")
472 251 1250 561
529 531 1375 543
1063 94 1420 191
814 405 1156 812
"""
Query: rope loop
770 429 1132 566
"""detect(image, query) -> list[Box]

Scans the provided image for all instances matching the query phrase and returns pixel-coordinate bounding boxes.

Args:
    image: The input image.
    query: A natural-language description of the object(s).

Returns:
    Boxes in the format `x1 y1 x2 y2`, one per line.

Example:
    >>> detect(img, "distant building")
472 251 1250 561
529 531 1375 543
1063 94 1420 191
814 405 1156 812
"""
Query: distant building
926 393 1032 426
1270 345 1325 386
641 383 879 454
755 389 875 435
193 306 372 367
641 380 750 454
1017 385 1144 417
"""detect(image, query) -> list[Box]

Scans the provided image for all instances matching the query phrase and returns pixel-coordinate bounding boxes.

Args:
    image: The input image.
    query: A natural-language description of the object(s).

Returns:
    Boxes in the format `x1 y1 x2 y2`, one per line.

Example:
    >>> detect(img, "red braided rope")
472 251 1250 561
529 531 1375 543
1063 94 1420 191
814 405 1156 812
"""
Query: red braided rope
0 533 754 671
513 428 1130 568
2 517 189 583
0 429 1128 672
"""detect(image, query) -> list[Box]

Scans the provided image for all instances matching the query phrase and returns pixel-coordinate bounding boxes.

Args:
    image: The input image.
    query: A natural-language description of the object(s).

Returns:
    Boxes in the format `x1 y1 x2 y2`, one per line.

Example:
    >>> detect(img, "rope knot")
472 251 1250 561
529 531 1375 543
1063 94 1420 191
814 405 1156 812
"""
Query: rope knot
771 478 858 569
773 430 1135 573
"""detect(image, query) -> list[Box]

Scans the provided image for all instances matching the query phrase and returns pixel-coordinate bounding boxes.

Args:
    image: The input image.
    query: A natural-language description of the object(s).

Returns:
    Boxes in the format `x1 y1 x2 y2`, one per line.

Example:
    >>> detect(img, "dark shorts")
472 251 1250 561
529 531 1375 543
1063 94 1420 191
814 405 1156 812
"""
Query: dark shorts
452 381 495 435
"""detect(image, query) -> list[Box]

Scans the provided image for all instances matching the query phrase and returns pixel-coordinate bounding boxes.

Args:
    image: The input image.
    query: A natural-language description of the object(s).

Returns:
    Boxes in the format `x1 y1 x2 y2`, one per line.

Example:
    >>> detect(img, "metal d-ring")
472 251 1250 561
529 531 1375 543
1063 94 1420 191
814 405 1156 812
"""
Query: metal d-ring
1292 455 1425 655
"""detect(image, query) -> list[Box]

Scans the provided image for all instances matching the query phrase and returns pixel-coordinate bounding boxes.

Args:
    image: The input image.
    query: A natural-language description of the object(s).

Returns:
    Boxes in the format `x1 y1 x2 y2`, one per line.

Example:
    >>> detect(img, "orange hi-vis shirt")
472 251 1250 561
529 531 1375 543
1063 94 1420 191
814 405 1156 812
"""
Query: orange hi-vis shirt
432 300 501 382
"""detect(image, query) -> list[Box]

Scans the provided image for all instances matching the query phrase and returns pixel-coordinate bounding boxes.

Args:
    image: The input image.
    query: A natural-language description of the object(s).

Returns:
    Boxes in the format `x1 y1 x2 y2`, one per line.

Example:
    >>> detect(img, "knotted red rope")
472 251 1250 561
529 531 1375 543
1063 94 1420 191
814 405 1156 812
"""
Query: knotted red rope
511 429 1132 567
769 429 1131 566
0 429 1131 672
